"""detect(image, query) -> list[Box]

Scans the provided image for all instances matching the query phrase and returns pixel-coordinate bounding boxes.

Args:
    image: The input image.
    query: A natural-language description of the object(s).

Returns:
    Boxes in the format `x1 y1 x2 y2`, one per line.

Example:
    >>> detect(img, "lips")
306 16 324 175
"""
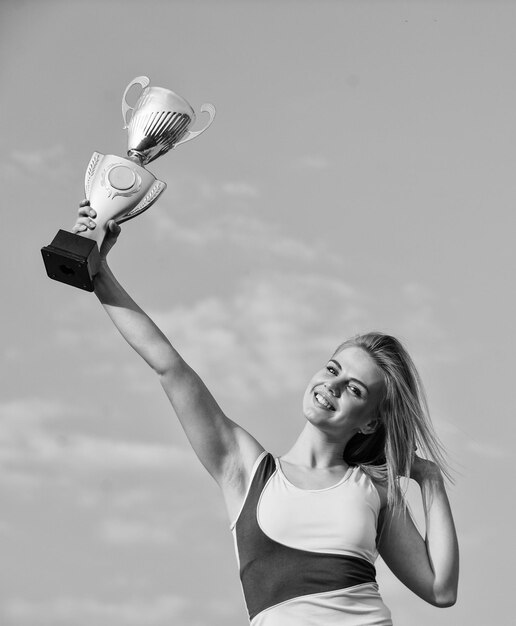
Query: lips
313 390 335 411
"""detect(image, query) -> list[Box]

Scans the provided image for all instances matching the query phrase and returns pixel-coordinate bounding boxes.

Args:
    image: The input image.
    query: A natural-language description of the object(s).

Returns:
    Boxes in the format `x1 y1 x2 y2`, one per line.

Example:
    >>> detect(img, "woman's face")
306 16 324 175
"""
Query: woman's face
302 346 385 439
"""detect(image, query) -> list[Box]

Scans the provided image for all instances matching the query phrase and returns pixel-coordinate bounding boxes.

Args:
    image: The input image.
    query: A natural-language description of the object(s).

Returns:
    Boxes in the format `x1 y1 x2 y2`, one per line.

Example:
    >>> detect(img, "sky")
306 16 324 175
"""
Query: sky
0 0 514 624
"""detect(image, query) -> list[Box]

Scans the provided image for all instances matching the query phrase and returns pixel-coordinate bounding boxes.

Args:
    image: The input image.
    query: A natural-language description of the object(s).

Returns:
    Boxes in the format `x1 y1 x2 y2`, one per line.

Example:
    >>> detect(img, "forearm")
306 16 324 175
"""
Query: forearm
416 469 459 605
94 261 180 375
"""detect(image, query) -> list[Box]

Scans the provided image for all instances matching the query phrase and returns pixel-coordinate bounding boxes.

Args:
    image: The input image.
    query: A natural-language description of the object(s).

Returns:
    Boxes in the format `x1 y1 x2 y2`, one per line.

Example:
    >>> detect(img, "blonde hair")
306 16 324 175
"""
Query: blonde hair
334 332 451 509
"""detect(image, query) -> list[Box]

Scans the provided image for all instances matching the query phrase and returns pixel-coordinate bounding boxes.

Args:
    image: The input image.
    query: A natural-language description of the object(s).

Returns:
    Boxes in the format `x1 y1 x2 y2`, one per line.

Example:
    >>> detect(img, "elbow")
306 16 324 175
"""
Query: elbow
430 587 458 608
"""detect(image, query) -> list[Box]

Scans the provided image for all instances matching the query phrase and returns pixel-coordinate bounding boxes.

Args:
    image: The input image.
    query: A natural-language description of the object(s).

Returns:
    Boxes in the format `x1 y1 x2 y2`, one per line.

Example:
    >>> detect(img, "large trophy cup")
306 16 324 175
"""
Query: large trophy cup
42 76 216 291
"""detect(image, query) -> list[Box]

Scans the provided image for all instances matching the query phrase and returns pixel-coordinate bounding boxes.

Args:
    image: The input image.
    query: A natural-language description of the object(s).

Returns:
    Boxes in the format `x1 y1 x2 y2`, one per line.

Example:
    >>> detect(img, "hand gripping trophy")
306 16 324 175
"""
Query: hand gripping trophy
42 76 216 291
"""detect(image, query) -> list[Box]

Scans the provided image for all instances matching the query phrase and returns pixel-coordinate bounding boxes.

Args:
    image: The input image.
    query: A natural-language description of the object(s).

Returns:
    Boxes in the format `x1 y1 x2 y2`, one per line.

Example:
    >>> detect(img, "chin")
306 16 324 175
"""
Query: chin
303 403 329 427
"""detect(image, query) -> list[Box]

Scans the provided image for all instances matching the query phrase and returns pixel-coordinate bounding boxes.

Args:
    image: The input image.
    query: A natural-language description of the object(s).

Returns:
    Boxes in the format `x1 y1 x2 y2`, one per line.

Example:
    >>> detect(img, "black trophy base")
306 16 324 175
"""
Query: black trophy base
41 229 101 292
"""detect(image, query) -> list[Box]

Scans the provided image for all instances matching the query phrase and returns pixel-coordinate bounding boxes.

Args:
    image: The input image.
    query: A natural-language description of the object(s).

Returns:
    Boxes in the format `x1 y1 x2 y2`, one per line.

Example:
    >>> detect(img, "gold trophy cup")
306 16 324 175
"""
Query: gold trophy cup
42 76 216 291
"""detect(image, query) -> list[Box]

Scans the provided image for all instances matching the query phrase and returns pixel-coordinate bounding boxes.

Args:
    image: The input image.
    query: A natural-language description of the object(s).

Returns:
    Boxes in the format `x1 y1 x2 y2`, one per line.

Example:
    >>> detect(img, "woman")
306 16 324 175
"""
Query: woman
73 201 459 625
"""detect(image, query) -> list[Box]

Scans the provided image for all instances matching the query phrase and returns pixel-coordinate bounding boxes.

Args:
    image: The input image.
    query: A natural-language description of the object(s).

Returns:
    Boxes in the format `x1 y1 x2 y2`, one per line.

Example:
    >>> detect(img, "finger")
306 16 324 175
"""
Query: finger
72 216 96 233
78 207 97 218
78 206 97 219
79 199 90 208
80 216 96 229
107 220 121 235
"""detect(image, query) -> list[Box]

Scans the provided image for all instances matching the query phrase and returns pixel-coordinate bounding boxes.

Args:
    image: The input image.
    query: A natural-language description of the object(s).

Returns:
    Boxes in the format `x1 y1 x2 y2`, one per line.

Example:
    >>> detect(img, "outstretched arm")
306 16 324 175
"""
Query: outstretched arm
74 203 264 497
378 457 459 607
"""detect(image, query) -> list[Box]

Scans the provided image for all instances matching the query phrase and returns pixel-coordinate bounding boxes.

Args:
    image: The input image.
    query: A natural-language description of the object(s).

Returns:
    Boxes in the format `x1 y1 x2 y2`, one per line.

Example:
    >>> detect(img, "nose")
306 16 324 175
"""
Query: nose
324 382 340 398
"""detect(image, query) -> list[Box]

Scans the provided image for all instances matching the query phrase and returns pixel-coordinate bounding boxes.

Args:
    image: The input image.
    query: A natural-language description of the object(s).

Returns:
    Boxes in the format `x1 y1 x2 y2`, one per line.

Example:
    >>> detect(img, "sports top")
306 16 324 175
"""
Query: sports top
231 452 393 625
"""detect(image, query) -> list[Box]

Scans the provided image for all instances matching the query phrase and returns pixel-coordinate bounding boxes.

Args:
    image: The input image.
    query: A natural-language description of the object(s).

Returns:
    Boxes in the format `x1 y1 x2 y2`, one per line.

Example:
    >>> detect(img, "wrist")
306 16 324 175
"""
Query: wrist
93 260 113 293
96 259 110 279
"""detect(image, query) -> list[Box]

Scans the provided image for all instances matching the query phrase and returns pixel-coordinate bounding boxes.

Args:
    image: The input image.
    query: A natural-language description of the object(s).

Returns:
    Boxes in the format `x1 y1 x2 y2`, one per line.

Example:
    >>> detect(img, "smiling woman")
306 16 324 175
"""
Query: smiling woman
71 202 459 626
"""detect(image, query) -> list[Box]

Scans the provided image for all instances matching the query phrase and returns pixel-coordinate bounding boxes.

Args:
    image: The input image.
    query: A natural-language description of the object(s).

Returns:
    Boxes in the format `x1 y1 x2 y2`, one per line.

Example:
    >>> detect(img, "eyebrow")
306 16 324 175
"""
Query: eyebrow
328 359 370 393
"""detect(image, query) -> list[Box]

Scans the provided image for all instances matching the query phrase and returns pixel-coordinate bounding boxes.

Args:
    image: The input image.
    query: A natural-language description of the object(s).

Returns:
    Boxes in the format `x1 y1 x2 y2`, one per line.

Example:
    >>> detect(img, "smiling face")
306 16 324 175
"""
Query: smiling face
302 346 386 440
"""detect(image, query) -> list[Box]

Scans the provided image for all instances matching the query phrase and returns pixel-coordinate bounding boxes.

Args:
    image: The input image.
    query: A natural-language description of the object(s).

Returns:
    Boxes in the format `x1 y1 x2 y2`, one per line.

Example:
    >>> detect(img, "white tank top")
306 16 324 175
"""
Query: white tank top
258 458 381 564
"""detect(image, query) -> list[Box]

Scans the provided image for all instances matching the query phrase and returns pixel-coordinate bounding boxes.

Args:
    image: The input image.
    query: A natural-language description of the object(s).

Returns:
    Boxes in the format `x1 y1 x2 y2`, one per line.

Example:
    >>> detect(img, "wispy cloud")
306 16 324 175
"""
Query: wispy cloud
2 595 188 626
465 440 507 459
99 517 177 545
149 209 335 266
0 399 196 490
428 418 509 464
1 145 72 182
150 271 365 402
220 181 259 197
147 172 259 210
291 154 331 170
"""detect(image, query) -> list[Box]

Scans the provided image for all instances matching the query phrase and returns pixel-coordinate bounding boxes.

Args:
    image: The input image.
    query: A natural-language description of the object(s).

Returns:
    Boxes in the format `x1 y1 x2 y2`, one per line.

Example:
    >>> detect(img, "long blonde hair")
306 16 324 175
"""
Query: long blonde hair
334 332 451 508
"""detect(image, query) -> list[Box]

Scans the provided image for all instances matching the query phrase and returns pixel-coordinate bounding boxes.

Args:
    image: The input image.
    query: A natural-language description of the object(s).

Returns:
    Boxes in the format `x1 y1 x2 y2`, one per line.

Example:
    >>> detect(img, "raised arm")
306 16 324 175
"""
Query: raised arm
73 202 264 504
377 457 459 607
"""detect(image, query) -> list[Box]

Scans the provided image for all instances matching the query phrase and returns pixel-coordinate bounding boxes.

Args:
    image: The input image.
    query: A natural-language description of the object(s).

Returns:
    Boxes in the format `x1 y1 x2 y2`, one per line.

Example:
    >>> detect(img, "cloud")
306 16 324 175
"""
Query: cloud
28 434 192 472
428 418 509 464
220 181 259 197
99 517 177 545
138 170 341 266
465 440 507 459
150 271 365 402
2 595 188 626
0 399 197 490
149 208 338 266
146 172 259 210
1 145 72 182
291 154 331 170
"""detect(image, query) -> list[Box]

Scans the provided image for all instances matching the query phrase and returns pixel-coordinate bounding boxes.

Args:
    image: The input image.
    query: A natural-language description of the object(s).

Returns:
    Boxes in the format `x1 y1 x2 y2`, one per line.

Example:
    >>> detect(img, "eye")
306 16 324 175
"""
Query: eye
326 365 338 375
348 385 362 398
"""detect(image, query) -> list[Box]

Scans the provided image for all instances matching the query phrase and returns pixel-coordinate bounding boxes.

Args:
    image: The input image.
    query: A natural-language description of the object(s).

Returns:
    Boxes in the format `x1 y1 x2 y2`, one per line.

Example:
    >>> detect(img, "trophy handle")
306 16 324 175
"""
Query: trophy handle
122 75 150 129
174 103 216 147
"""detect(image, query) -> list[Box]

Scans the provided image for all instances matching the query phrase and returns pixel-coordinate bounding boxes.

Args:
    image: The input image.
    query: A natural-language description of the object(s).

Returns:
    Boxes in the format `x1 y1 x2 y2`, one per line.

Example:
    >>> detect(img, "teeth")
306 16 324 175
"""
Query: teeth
315 393 333 410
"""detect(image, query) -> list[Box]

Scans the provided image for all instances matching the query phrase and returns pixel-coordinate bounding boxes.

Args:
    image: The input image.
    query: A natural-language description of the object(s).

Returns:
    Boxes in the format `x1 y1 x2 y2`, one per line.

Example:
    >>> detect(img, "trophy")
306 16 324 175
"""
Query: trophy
41 76 216 291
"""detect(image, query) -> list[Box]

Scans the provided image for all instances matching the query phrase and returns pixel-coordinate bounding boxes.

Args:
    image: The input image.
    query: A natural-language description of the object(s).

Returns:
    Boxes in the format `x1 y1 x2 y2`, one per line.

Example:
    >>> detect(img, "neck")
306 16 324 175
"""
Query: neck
282 422 355 468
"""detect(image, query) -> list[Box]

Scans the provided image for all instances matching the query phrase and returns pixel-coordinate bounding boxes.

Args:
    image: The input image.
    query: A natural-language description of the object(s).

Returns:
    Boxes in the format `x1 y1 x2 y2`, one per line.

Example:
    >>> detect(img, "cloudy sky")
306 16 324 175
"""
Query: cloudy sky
1 1 514 624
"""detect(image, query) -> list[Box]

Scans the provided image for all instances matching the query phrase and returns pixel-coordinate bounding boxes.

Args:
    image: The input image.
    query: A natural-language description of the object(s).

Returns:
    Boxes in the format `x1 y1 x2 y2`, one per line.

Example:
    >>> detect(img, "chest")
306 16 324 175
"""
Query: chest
257 471 379 556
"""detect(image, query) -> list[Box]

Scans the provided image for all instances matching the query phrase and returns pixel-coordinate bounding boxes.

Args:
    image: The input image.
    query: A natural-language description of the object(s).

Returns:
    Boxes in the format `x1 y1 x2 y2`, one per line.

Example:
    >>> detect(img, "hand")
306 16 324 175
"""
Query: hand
72 199 121 261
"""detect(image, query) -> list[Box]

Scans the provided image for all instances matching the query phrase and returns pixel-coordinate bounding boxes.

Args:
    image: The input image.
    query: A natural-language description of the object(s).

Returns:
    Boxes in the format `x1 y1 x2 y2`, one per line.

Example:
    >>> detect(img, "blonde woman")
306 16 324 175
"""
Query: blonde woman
73 202 459 625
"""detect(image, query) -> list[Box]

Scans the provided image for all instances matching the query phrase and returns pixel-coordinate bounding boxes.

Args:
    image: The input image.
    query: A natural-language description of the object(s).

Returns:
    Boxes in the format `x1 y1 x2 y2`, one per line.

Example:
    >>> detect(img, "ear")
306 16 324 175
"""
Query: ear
360 419 379 435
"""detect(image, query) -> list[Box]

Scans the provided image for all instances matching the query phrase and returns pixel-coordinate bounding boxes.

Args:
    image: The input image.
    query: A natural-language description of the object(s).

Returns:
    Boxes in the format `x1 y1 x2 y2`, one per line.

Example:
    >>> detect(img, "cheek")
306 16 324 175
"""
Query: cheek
302 386 313 413
342 400 369 422
353 400 377 424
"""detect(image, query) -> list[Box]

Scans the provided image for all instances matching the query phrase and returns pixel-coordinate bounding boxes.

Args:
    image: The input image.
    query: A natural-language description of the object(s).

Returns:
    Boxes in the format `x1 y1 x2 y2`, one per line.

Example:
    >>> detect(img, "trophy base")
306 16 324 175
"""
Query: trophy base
41 230 101 292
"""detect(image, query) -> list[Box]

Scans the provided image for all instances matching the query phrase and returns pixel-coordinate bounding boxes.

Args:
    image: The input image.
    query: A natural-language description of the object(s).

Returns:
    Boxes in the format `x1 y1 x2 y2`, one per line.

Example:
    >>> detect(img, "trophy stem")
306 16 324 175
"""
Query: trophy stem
127 151 145 166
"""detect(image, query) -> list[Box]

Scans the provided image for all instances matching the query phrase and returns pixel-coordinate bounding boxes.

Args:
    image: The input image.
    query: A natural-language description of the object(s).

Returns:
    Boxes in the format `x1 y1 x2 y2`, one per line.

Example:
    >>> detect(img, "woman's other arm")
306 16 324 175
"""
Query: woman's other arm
377 457 459 607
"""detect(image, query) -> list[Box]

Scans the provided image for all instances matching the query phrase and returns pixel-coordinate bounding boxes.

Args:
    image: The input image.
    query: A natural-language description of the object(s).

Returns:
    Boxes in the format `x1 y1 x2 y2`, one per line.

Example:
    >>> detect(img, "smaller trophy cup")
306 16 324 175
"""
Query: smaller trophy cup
42 76 215 291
